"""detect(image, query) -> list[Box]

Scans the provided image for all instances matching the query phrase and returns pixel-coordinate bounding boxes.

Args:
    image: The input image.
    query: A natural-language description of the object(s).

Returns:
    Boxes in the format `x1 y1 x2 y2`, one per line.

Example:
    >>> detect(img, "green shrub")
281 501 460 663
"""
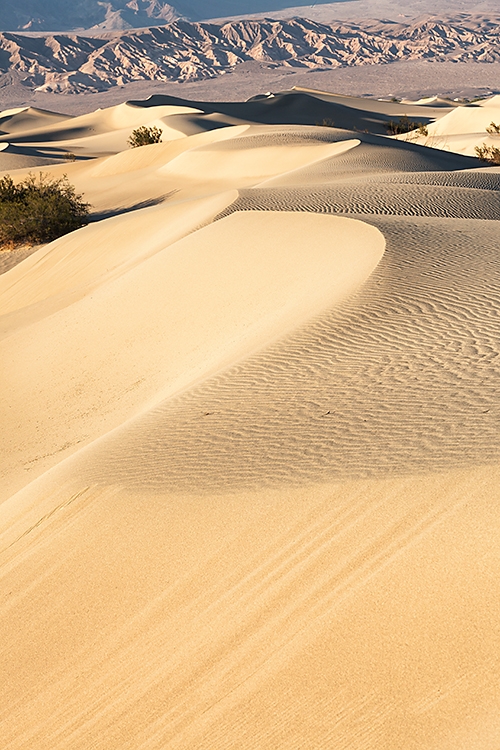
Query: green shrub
475 143 500 164
0 172 90 248
128 125 163 148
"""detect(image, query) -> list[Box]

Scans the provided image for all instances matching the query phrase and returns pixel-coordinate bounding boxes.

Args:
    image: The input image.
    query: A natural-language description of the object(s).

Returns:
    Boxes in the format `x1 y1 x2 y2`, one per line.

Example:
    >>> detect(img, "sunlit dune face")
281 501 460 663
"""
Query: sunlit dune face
1 88 499 750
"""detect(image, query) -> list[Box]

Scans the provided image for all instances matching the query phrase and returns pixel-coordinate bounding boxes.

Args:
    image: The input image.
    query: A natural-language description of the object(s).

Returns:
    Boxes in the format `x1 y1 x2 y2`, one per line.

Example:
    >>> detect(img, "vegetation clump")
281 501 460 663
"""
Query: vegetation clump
474 144 500 164
486 121 500 135
128 125 163 147
0 172 90 248
316 118 336 128
385 115 428 136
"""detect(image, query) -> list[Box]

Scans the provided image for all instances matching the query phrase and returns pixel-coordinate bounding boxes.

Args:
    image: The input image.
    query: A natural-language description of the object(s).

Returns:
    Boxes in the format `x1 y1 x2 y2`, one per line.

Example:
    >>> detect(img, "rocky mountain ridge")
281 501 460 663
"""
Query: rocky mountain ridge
1 15 499 94
0 0 341 31
0 0 181 33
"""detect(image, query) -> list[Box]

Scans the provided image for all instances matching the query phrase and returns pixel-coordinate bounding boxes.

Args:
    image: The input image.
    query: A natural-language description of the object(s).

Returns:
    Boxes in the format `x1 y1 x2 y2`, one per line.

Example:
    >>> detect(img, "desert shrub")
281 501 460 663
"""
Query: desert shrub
474 144 500 164
128 125 163 147
0 172 90 247
316 118 336 128
385 115 428 136
486 121 500 135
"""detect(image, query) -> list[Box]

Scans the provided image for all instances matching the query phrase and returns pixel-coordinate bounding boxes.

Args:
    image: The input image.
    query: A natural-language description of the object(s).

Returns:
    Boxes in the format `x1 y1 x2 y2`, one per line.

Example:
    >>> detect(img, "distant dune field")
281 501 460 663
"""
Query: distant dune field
1 89 500 750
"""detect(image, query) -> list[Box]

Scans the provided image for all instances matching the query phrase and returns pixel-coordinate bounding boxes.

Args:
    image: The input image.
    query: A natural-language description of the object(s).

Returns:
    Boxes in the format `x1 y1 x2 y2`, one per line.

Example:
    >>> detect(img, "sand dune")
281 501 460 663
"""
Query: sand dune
395 96 500 157
0 89 458 171
0 102 210 162
1 88 499 750
0 106 71 135
0 210 383 502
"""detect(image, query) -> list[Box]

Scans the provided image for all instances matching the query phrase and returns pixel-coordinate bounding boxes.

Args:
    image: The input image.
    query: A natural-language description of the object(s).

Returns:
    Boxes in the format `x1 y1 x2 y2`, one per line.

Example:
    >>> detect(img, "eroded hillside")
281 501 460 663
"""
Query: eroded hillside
1 15 500 93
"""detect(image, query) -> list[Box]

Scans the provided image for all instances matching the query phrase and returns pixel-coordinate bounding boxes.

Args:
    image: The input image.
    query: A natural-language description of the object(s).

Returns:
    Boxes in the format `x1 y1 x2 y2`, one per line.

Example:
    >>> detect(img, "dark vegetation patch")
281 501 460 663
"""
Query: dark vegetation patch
0 172 90 248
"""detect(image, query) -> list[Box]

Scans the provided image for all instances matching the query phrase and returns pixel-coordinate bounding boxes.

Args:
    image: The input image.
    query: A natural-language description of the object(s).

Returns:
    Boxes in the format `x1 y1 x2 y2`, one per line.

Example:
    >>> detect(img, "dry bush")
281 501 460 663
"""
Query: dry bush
316 118 336 128
128 125 163 147
486 121 500 135
474 144 500 164
385 116 428 136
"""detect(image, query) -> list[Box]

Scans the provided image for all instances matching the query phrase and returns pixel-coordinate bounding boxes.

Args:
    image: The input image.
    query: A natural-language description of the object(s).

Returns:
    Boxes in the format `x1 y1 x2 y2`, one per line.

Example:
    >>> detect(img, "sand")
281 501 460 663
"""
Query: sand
392 95 500 158
1 88 499 749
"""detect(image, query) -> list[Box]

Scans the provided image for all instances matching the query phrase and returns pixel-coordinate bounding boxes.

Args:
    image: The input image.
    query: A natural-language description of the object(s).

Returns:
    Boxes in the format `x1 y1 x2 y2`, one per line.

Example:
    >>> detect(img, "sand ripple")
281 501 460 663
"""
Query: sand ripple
77 216 500 491
221 183 500 219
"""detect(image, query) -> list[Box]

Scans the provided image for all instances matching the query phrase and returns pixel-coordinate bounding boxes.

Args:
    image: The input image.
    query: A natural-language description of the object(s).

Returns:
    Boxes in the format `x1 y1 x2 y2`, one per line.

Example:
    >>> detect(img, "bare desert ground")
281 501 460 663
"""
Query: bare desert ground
1 89 499 749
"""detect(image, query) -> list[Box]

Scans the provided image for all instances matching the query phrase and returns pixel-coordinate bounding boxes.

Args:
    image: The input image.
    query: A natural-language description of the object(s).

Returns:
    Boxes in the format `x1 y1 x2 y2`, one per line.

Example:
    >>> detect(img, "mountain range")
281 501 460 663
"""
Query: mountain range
0 15 499 94
0 0 345 31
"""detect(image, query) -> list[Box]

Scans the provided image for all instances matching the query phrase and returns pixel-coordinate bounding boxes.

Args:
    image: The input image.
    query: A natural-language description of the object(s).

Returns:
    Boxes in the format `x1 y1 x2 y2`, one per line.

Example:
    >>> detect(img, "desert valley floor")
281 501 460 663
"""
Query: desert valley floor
1 88 500 748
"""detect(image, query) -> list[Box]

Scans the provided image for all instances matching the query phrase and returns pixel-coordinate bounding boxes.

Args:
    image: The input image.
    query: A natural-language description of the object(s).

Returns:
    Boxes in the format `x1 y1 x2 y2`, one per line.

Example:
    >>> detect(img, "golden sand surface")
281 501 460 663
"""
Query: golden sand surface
1 90 499 749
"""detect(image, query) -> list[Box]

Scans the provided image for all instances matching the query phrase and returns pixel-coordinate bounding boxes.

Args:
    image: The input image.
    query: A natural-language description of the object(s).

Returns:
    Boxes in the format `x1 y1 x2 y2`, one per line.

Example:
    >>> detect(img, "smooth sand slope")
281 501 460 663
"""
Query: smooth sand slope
395 94 500 157
1 89 500 750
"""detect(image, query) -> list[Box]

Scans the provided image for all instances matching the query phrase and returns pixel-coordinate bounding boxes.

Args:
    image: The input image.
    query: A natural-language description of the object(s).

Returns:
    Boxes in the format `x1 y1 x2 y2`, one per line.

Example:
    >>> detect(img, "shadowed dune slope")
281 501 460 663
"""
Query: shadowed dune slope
0 89 459 168
1 92 500 750
0 107 72 135
127 91 455 132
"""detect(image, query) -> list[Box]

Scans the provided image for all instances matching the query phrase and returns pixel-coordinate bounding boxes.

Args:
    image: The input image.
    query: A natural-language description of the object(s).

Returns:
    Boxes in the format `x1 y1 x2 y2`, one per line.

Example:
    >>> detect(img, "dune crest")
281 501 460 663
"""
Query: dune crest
0 212 384 501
